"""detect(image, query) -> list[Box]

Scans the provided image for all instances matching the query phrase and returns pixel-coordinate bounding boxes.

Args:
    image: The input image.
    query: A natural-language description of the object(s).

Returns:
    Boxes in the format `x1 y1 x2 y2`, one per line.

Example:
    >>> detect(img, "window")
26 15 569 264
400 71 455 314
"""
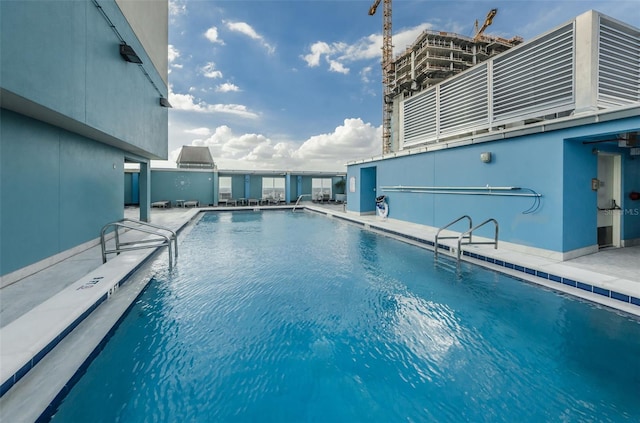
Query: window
312 178 332 200
262 177 285 200
219 176 232 200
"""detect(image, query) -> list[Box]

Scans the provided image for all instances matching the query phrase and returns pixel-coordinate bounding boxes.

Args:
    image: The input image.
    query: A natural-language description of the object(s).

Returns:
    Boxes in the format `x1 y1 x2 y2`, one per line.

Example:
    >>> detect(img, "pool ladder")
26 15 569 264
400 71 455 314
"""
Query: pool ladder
100 218 178 267
434 215 498 264
292 194 311 212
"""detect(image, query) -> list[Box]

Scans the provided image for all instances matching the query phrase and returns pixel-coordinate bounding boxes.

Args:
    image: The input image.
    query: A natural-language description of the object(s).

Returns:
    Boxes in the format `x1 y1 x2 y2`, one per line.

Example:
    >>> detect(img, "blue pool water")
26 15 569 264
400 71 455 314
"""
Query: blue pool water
51 211 640 422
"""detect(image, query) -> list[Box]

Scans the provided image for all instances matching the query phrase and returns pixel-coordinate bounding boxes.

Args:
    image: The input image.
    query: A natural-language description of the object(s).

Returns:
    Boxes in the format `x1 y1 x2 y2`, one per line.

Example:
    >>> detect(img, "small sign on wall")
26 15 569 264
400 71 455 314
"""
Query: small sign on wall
349 176 356 193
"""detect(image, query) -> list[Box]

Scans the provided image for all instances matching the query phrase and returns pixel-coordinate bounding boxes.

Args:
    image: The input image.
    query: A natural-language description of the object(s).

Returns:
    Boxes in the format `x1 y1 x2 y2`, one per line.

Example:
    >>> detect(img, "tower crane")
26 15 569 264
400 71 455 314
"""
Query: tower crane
368 0 393 154
473 8 498 41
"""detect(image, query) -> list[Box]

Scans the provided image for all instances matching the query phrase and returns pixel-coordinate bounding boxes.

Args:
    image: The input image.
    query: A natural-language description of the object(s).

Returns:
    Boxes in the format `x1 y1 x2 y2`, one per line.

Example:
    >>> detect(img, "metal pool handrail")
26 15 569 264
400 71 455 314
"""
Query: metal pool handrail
457 218 499 263
100 218 178 267
434 215 472 260
292 194 311 212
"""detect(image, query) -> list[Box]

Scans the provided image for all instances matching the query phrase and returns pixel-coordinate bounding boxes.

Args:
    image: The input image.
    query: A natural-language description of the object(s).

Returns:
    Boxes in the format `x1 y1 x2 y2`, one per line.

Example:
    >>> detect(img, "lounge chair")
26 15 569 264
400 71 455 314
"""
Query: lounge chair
151 200 170 208
184 200 199 207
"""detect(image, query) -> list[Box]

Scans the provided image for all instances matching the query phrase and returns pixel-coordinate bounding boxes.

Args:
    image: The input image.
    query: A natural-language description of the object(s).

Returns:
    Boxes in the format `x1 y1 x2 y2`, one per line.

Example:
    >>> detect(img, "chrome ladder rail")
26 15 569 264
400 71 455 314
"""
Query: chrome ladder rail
292 194 311 212
100 218 178 267
434 215 472 260
456 218 499 264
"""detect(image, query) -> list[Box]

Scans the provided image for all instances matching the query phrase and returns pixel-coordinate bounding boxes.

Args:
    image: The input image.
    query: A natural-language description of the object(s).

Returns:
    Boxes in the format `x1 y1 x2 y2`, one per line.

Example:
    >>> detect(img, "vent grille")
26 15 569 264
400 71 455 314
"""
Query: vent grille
403 89 437 144
598 18 640 107
493 24 574 122
439 65 488 135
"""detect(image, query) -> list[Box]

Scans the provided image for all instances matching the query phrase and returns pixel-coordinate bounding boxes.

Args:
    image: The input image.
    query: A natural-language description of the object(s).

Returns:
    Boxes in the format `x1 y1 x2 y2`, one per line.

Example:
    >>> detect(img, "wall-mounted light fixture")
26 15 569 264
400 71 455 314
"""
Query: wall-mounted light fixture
159 97 172 108
480 152 492 163
120 43 142 64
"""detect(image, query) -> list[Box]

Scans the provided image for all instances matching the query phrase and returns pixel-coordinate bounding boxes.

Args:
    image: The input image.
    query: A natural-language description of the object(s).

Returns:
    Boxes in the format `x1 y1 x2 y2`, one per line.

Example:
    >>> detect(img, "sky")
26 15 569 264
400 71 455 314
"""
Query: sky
161 0 638 171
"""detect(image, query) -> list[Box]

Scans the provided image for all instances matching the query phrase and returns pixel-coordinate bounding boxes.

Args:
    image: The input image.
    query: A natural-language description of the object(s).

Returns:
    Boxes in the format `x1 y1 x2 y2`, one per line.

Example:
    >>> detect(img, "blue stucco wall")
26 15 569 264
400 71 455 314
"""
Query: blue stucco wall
231 175 246 199
0 0 168 278
347 115 640 253
124 172 140 205
142 172 346 206
562 140 598 250
1 110 123 276
0 0 168 159
623 155 640 241
375 136 563 250
247 175 263 199
150 170 215 206
125 173 134 205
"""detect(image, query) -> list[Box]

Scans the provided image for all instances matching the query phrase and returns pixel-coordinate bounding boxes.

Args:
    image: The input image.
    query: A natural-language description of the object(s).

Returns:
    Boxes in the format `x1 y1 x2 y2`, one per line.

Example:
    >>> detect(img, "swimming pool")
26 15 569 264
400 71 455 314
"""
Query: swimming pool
50 210 640 422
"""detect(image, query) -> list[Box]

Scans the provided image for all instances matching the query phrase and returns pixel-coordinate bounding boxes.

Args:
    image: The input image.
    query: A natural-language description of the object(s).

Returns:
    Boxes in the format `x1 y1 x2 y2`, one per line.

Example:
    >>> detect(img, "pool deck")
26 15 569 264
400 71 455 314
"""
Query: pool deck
1 203 639 422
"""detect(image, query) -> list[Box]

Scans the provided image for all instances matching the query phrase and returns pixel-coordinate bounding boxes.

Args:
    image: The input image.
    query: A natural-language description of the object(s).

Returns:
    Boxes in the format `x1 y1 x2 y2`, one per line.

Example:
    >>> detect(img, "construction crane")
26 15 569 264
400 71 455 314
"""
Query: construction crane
473 8 498 41
369 0 393 154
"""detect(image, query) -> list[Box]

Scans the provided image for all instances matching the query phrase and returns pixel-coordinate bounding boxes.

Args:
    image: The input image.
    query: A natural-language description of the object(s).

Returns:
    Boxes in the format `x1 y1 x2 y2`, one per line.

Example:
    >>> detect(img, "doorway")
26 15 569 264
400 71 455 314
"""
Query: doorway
596 153 621 248
360 167 377 214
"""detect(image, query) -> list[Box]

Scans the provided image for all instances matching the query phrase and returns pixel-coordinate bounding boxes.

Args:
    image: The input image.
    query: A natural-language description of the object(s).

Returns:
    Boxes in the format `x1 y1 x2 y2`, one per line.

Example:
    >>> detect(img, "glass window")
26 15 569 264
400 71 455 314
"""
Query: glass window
262 177 285 200
312 178 332 200
219 176 232 200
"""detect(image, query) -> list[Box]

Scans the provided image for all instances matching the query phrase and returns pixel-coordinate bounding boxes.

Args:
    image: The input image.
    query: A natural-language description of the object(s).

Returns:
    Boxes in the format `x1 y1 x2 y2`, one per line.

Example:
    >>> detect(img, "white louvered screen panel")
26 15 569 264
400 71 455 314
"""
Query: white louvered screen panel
403 88 437 145
439 65 488 136
598 17 640 108
493 24 574 122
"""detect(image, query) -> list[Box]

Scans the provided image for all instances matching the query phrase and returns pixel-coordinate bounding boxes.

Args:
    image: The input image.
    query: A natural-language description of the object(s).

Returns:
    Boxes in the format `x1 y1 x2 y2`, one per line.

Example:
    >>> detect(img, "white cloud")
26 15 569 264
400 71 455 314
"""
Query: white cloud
328 60 349 74
360 66 372 84
225 21 275 54
204 27 224 44
293 118 379 161
201 62 223 79
168 91 259 119
174 119 380 171
168 0 186 18
168 44 180 63
185 127 211 136
301 23 432 73
392 23 434 56
302 42 331 67
216 82 240 93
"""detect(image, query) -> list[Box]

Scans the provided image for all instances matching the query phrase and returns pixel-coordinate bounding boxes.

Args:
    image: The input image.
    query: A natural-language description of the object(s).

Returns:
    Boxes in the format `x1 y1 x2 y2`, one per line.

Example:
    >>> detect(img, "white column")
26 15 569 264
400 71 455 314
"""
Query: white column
574 10 599 114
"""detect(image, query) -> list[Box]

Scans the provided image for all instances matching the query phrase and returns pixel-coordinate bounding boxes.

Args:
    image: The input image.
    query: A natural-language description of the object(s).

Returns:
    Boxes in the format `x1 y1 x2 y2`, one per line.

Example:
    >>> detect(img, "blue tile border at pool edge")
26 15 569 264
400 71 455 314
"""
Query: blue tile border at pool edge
310 210 640 312
35 278 153 423
464 252 638 309
0 238 166 399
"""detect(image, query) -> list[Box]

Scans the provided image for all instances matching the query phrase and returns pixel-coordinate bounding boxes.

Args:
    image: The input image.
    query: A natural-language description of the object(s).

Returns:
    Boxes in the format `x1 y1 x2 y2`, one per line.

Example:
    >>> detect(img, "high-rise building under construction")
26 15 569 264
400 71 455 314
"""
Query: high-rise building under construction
384 30 522 152
389 30 522 97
